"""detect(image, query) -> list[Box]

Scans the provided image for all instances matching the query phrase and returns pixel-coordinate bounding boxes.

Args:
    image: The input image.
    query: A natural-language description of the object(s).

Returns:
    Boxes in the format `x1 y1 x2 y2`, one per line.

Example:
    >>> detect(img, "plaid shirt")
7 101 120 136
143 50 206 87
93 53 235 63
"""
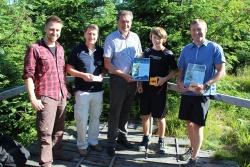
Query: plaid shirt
23 39 67 100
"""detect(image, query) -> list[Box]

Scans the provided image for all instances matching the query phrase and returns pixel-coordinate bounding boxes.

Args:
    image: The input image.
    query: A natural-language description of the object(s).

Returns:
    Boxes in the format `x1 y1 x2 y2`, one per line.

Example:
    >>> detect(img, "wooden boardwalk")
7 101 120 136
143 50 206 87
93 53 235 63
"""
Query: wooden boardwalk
26 123 239 167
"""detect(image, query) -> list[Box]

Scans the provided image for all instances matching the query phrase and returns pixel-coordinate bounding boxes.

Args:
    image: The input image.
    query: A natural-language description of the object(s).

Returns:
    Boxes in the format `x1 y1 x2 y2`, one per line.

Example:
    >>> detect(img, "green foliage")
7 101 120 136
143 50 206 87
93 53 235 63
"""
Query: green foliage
24 0 117 54
166 92 186 137
202 67 250 166
0 0 249 166
0 93 36 146
0 0 38 88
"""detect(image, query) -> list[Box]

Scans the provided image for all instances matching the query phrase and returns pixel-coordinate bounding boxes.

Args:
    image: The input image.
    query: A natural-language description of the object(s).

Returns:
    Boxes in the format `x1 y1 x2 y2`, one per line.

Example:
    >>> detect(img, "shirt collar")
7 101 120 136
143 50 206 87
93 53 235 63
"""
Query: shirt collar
116 30 130 39
191 39 208 48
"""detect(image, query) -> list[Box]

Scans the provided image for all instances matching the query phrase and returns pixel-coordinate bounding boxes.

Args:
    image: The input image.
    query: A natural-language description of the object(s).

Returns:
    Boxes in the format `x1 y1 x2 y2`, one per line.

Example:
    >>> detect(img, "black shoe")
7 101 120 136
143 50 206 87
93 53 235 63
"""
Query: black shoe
138 135 149 151
181 158 197 167
157 139 166 155
180 147 192 161
117 140 134 149
107 146 115 157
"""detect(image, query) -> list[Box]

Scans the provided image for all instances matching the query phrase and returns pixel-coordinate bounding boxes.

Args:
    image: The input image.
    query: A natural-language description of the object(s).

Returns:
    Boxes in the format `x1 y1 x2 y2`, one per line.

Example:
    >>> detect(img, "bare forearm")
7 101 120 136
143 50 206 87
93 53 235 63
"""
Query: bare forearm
25 78 36 100
164 70 178 82
66 64 95 82
104 58 129 78
67 66 85 78
206 63 226 85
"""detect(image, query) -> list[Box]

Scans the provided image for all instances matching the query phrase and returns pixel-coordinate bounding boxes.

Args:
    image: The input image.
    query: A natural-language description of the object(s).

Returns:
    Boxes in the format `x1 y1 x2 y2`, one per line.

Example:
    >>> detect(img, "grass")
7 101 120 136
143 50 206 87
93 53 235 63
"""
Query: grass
166 66 250 167
208 68 250 167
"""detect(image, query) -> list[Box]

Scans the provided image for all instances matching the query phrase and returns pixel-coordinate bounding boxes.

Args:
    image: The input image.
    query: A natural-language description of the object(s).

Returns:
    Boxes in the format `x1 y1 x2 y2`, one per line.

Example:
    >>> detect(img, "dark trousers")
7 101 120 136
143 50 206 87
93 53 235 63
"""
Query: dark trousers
107 75 136 147
36 96 66 167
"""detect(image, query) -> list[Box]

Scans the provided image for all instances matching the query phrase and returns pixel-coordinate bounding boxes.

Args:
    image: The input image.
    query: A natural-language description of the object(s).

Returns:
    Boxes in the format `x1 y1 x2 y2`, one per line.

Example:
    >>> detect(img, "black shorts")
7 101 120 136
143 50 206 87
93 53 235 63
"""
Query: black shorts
178 95 210 126
139 87 167 118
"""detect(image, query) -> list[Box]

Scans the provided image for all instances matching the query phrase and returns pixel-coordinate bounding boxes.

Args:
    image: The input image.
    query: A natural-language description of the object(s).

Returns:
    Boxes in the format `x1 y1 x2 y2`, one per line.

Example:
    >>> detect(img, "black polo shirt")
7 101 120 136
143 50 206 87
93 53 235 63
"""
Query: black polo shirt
67 42 104 92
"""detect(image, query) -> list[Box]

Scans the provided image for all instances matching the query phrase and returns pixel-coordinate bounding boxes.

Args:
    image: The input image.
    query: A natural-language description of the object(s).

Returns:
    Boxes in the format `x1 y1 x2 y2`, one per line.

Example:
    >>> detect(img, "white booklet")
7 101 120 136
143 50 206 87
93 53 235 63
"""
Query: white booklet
92 76 103 82
184 63 206 91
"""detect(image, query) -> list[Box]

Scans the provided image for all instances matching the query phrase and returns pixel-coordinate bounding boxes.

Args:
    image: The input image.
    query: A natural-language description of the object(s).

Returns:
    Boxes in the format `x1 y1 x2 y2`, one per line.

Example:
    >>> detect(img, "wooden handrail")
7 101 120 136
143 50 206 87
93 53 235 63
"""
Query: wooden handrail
0 76 250 109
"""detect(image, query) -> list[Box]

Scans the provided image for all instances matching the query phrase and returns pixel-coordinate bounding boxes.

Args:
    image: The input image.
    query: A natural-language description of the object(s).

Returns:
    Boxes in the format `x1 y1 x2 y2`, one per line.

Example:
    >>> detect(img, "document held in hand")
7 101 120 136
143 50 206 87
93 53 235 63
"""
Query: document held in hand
132 58 150 81
184 63 206 92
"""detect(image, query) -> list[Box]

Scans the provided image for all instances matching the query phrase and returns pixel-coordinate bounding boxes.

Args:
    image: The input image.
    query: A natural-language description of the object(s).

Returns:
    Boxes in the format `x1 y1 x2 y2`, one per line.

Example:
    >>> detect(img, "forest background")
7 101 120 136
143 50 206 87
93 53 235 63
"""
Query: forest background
0 0 249 166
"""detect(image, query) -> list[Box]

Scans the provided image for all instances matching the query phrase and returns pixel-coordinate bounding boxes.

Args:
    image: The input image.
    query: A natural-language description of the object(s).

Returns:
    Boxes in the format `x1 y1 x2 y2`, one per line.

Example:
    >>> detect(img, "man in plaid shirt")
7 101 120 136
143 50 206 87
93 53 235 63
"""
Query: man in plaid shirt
23 15 71 167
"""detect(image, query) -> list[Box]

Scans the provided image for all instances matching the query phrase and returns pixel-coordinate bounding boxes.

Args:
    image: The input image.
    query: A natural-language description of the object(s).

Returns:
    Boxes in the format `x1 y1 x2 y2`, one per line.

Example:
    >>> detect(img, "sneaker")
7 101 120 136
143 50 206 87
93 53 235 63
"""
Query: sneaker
180 147 192 161
107 146 115 157
90 144 103 152
78 149 88 157
117 139 134 149
138 135 149 151
157 139 166 155
181 158 197 167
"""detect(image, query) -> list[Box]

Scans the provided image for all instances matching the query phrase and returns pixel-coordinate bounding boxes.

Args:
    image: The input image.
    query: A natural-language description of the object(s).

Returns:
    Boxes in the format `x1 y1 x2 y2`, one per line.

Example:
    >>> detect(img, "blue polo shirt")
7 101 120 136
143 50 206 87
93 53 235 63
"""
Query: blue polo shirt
103 30 142 74
178 40 226 96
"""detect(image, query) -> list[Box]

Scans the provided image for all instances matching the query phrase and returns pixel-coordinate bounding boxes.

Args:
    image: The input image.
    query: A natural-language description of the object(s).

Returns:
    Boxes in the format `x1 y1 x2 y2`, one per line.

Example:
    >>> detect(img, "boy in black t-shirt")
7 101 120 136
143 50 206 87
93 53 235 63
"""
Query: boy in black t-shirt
137 27 178 154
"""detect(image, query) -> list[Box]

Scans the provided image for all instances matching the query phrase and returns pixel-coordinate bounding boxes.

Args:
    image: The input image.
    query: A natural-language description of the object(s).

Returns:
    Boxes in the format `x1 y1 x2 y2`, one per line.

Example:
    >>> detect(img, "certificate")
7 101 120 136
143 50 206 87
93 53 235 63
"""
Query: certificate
92 76 103 82
132 58 150 81
184 63 206 91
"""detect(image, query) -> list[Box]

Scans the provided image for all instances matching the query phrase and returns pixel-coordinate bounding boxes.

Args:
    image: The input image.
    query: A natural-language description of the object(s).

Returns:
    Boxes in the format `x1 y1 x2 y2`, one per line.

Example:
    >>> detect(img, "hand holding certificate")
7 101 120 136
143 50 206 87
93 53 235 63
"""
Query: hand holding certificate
92 75 103 82
184 63 206 93
132 58 150 81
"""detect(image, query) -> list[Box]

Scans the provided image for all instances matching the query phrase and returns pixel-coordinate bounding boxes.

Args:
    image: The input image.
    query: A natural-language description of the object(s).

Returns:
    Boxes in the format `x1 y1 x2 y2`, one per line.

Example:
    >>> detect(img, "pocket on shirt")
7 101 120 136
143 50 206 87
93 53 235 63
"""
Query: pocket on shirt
58 56 65 72
41 57 50 70
39 58 53 76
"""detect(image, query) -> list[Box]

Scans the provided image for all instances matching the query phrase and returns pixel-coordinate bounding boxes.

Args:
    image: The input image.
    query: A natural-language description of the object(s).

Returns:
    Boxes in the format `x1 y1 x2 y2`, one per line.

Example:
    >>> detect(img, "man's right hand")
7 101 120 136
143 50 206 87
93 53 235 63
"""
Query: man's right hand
122 73 134 82
81 73 94 82
177 81 189 93
30 97 44 111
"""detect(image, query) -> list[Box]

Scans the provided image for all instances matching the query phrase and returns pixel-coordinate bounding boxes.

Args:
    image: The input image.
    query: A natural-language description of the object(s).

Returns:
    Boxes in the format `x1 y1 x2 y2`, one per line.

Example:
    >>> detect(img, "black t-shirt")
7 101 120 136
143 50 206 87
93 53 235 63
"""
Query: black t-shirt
143 47 178 92
67 42 104 92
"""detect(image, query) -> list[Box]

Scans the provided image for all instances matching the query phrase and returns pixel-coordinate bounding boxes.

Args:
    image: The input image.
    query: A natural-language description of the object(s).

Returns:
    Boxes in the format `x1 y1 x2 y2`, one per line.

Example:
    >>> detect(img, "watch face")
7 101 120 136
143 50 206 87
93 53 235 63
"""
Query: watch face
205 83 210 90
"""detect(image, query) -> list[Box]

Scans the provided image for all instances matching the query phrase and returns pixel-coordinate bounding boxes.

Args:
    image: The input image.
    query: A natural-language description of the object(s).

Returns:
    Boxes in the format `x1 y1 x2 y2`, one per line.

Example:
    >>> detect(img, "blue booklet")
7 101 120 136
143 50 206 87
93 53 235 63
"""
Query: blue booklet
184 63 206 91
132 58 150 81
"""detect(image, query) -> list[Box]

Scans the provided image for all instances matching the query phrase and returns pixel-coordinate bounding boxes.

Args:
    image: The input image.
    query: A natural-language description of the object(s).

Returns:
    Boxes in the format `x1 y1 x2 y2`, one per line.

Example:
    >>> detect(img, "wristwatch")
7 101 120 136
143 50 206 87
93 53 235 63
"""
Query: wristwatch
204 83 211 91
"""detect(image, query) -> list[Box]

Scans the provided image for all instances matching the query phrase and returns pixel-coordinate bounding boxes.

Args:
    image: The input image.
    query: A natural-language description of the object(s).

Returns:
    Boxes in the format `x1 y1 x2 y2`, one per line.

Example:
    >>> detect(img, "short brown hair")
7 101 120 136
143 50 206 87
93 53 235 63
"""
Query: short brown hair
150 27 167 43
190 19 207 30
117 10 133 21
45 15 63 26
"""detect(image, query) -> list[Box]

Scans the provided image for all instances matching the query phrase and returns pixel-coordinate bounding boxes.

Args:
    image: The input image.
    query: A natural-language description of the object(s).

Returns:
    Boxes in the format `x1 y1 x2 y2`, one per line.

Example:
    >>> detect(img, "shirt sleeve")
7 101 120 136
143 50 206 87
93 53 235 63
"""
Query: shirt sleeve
214 44 226 65
103 37 113 59
177 52 185 70
135 35 142 57
22 46 37 80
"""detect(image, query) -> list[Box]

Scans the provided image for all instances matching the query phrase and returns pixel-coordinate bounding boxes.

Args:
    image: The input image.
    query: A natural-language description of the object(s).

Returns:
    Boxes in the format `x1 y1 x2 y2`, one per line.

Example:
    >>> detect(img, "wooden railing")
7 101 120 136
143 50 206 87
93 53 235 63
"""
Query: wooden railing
0 76 250 109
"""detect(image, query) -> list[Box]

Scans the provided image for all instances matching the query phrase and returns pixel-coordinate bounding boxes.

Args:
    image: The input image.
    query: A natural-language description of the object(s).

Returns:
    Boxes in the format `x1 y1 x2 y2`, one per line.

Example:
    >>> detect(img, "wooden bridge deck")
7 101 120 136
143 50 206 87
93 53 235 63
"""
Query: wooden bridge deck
26 123 239 167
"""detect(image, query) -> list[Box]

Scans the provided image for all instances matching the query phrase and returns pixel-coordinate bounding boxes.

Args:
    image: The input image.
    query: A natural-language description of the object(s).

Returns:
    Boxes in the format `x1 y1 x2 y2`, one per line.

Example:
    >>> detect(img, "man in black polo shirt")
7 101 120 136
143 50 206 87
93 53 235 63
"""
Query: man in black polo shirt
66 24 104 156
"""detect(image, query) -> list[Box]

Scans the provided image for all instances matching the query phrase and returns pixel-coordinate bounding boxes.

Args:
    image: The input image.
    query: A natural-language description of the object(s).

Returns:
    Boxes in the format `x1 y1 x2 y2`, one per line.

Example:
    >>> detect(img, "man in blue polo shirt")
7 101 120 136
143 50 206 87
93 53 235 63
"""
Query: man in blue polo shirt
104 10 142 156
177 19 226 167
66 24 104 157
